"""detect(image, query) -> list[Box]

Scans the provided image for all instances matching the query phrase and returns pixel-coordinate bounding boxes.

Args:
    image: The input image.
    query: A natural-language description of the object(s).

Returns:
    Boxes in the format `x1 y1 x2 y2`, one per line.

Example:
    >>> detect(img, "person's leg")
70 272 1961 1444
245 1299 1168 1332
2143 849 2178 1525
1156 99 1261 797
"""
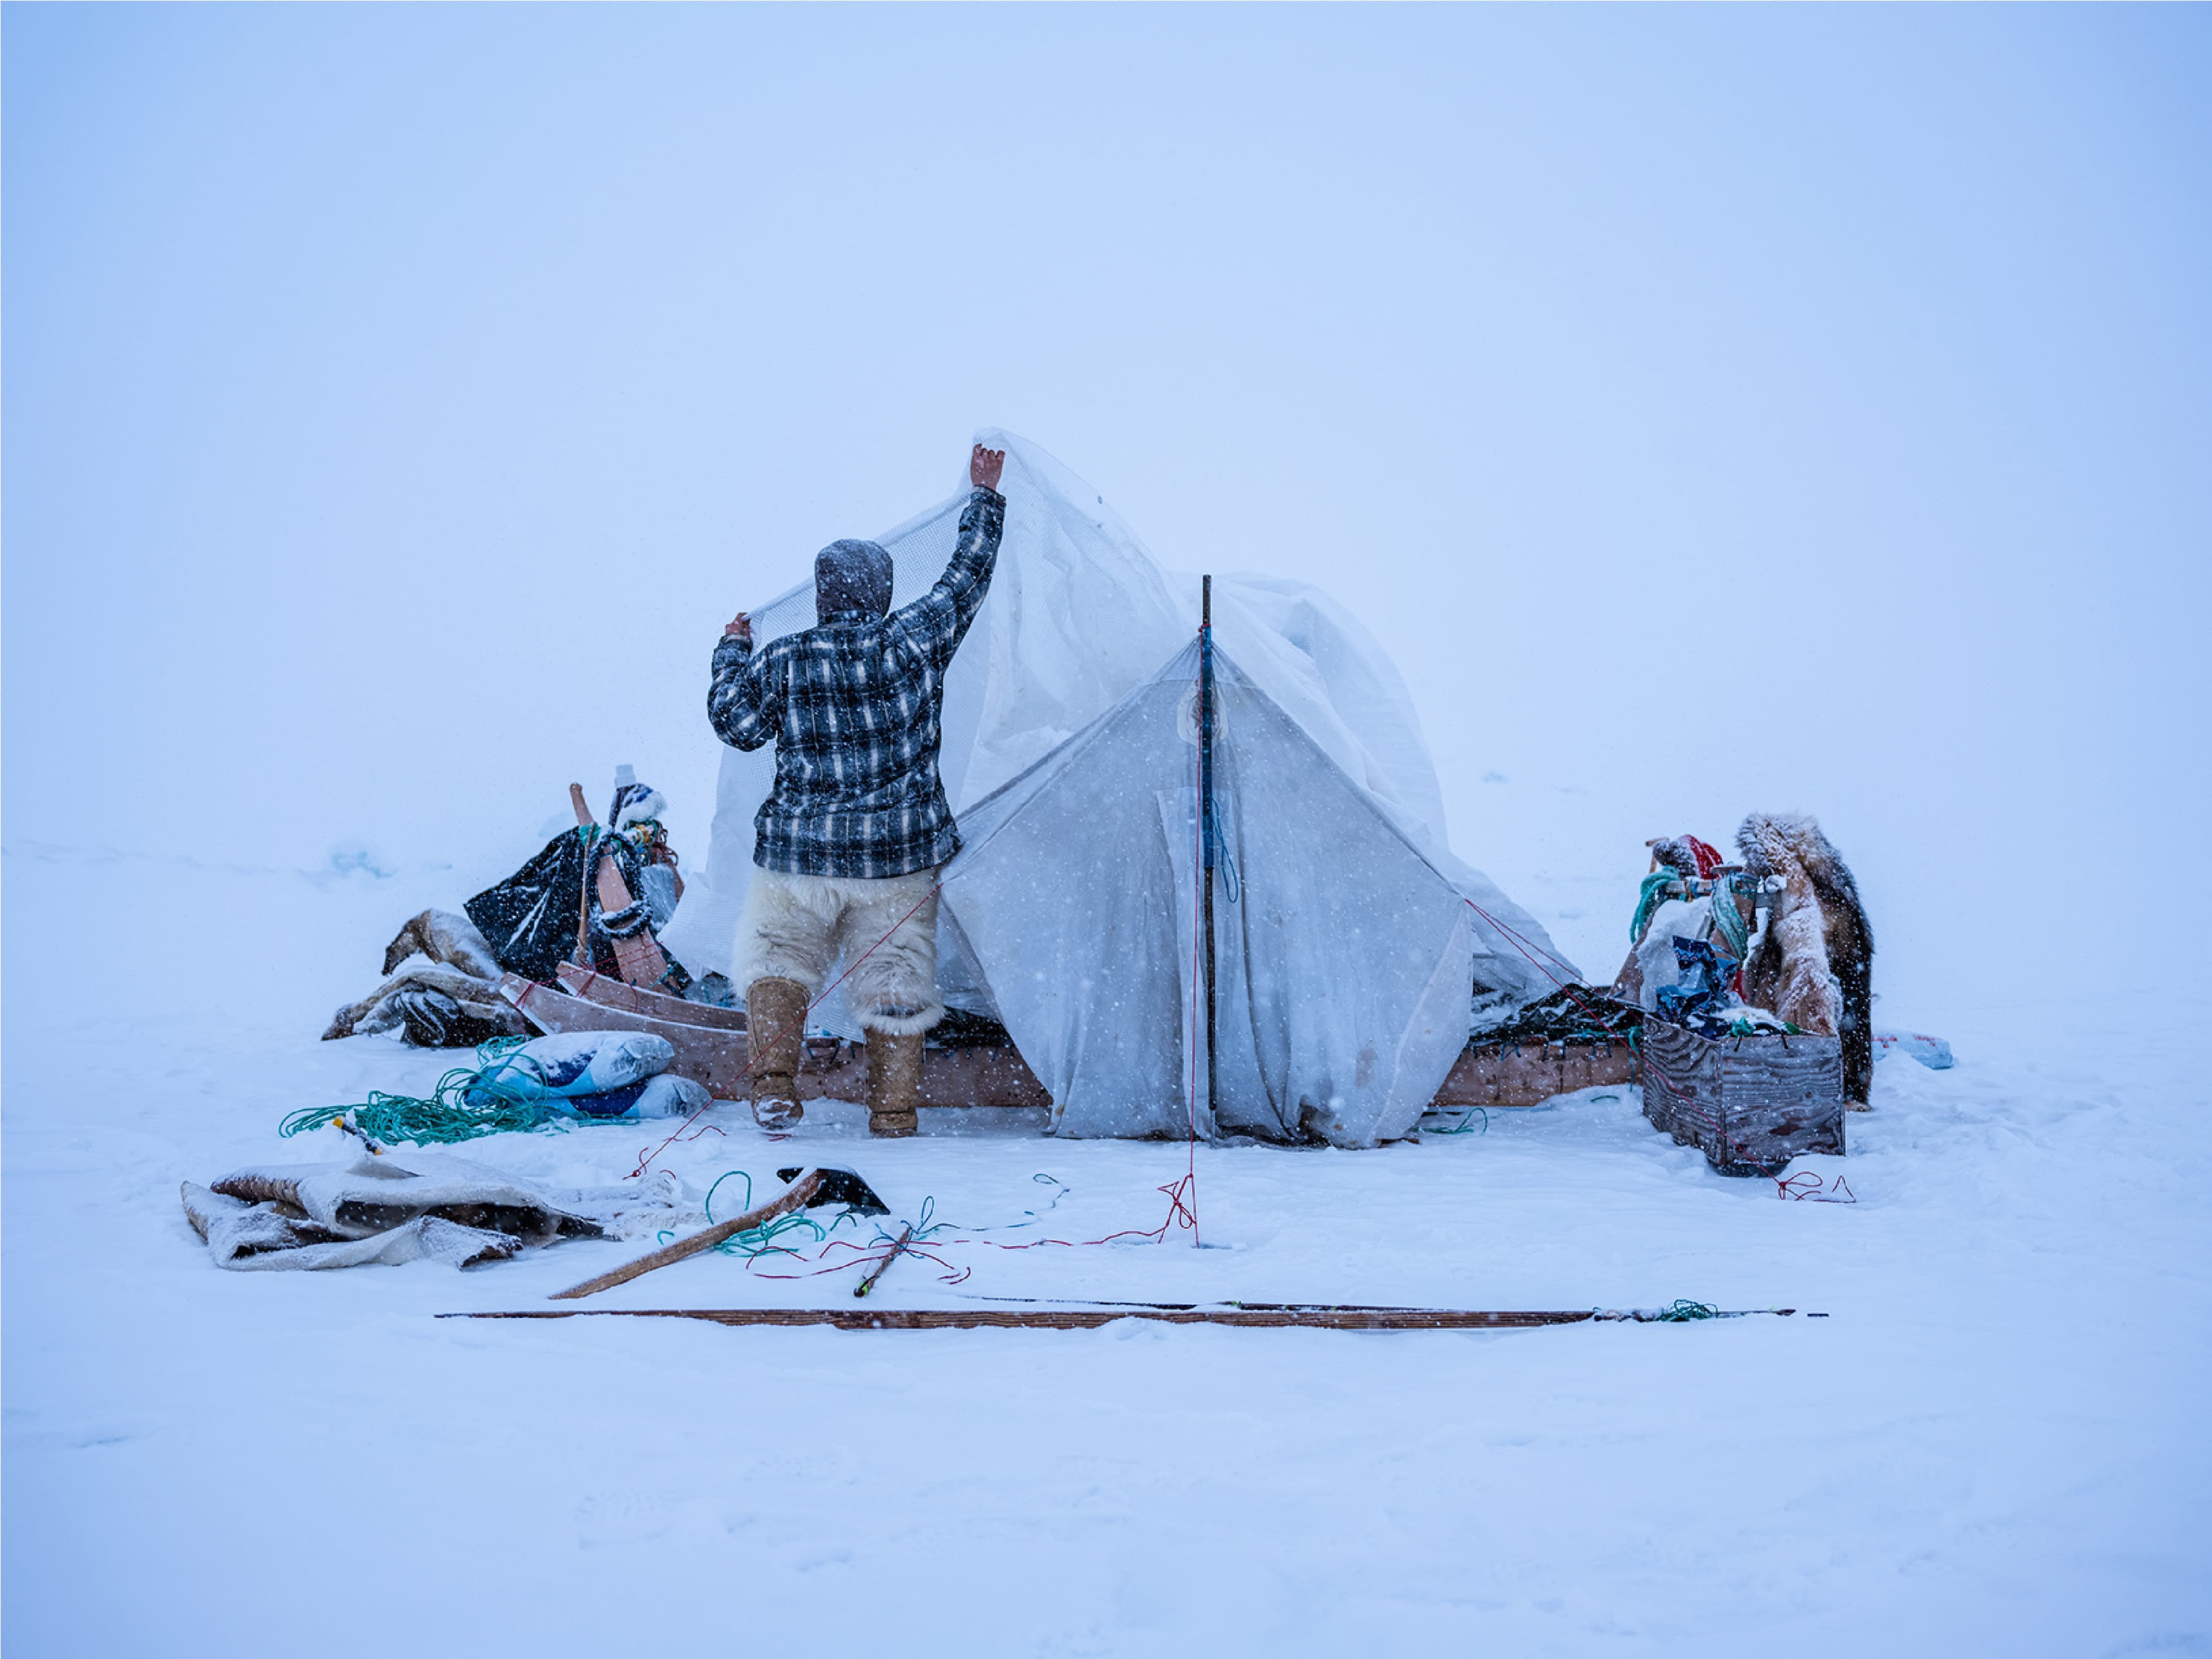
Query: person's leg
831 869 944 1137
731 870 840 1128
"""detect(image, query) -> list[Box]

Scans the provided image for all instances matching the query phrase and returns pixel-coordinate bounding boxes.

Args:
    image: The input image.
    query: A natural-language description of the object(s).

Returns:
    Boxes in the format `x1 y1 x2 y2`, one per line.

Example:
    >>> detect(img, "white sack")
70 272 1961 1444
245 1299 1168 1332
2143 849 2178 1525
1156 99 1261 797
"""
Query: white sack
1635 896 1715 1012
475 1030 673 1100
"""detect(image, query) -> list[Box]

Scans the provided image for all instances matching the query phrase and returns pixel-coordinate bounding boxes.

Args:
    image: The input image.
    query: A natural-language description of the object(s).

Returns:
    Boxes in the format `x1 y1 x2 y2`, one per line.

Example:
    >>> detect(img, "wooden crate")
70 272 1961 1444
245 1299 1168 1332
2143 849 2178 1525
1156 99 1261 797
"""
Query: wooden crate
1639 1020 1846 1176
1430 1035 1639 1108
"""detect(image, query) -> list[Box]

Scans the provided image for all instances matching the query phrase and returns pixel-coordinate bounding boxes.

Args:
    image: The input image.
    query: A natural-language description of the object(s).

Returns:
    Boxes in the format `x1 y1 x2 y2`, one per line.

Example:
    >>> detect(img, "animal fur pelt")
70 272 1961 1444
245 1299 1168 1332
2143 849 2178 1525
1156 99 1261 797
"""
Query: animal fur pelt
381 908 503 979
732 868 944 1037
1736 813 1875 1106
321 959 527 1045
324 911 521 1046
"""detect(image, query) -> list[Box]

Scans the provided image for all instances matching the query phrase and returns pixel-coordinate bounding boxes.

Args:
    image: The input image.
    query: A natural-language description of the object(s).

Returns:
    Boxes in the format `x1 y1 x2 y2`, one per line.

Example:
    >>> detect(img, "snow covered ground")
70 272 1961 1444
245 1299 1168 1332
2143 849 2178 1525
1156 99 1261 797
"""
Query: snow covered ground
6 842 2207 1657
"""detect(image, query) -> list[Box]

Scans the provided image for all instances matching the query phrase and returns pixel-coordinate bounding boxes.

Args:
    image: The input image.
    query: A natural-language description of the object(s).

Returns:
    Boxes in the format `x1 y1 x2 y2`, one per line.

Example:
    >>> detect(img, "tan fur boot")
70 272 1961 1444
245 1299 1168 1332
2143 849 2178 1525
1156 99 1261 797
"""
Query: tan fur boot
866 1030 924 1138
745 976 809 1130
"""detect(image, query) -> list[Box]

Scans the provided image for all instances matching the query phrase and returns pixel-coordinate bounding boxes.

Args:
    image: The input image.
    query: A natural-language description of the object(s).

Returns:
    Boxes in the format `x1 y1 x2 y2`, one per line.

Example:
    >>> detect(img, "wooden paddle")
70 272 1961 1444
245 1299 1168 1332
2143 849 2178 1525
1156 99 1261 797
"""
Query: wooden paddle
569 782 673 989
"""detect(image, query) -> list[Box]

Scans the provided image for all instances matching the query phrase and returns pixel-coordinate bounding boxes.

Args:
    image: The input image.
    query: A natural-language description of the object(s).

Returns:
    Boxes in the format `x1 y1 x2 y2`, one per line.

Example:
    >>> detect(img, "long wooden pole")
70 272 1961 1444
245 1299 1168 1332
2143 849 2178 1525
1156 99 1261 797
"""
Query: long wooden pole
446 1306 1808 1331
548 1169 826 1300
1199 575 1218 1129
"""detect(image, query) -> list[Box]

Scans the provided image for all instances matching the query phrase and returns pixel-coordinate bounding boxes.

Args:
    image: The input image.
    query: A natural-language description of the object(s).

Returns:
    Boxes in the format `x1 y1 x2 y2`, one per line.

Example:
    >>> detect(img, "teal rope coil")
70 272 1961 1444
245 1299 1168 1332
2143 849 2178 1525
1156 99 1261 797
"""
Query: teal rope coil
281 1034 589 1147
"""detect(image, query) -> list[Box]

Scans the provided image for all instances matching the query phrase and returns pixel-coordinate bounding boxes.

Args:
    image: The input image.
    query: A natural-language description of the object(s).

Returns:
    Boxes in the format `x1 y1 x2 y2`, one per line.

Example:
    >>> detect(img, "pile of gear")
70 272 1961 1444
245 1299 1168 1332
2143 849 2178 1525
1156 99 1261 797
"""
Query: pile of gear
1470 983 1644 1048
1608 811 1876 1108
323 768 730 1049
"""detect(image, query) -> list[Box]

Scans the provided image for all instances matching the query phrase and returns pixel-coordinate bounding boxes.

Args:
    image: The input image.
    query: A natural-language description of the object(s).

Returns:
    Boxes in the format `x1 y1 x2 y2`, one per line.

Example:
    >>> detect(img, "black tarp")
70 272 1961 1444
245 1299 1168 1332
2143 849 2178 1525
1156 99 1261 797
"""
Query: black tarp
465 828 656 984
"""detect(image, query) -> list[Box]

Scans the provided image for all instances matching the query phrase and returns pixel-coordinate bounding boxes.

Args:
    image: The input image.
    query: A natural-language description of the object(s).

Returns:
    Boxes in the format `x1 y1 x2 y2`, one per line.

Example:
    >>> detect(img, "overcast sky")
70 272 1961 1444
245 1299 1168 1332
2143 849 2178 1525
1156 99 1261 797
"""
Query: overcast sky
6 5 2206 1011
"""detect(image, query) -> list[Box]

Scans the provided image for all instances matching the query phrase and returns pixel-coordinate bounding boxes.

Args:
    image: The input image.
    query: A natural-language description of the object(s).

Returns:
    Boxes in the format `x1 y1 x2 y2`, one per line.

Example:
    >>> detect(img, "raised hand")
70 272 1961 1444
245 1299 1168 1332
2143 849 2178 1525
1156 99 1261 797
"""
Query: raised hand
970 444 1006 493
724 611 752 642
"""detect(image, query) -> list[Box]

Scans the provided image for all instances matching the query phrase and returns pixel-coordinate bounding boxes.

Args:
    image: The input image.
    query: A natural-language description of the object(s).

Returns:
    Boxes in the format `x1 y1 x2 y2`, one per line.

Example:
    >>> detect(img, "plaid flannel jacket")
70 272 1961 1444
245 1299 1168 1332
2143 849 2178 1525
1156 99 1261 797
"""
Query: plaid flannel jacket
708 486 1004 879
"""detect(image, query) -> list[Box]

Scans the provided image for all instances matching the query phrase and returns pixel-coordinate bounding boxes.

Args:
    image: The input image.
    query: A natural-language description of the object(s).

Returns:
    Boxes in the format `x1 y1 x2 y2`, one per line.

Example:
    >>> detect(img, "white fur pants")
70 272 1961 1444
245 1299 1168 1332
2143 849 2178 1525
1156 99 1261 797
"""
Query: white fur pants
730 866 944 1037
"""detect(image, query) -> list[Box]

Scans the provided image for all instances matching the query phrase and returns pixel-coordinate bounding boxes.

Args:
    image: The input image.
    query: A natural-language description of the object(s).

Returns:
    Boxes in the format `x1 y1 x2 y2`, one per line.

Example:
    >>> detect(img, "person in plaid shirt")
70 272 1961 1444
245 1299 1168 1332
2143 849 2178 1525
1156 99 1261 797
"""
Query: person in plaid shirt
708 443 1006 1135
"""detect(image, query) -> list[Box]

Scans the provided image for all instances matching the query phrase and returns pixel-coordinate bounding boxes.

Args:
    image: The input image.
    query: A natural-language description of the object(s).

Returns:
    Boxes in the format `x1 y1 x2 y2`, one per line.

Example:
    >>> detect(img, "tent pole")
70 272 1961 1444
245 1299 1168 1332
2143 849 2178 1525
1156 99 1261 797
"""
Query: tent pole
1200 575 1218 1130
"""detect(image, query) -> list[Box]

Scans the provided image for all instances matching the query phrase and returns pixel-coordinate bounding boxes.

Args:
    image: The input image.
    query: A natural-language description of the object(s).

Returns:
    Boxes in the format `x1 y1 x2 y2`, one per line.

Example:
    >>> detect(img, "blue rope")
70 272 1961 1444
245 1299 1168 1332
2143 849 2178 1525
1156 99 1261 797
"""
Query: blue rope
1207 813 1241 904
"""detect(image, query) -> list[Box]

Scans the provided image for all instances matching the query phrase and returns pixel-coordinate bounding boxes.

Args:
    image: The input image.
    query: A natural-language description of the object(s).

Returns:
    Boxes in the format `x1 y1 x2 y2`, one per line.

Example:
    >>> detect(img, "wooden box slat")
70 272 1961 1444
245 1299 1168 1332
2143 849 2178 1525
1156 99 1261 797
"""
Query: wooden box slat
1639 1020 1845 1175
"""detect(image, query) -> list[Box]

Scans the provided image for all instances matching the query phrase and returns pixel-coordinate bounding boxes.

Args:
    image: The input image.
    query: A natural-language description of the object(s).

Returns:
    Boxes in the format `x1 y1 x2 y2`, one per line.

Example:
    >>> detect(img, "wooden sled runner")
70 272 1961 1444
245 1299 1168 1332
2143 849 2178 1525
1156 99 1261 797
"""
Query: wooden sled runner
1427 1033 1639 1109
497 972 1053 1109
553 962 745 1031
502 968 1633 1117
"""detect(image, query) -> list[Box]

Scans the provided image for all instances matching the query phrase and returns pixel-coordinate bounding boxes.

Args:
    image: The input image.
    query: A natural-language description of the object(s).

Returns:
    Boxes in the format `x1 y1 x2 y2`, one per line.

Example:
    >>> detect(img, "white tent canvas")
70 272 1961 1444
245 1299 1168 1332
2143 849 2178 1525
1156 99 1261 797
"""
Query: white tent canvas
661 432 1574 1145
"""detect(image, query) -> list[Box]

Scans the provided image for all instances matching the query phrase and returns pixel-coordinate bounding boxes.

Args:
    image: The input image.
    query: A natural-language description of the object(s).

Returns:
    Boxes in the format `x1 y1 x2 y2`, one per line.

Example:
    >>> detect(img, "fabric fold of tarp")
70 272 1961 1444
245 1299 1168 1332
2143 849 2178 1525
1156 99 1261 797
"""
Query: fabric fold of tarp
662 430 1574 1142
466 828 661 984
941 644 1489 1148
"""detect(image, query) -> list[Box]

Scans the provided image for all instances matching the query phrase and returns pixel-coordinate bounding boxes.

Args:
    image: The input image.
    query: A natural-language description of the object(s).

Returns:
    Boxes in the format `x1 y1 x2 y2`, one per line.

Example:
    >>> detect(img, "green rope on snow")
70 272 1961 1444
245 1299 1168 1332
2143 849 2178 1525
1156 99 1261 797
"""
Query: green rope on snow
702 1170 831 1260
651 1171 868 1263
1652 1299 1720 1322
280 1033 580 1147
1427 1106 1490 1135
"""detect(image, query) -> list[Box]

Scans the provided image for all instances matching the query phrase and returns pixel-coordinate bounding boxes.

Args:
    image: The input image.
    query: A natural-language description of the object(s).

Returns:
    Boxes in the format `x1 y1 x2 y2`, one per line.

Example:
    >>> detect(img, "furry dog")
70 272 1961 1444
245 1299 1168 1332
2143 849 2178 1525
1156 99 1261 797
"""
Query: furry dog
1736 813 1875 1106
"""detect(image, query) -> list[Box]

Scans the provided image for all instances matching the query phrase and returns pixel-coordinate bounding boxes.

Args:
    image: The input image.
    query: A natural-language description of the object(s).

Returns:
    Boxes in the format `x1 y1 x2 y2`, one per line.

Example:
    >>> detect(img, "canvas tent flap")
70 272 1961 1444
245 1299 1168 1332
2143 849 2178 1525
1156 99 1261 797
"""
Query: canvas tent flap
661 430 1575 1093
661 430 1189 1032
1194 571 1566 1020
935 653 1210 1140
941 643 1481 1148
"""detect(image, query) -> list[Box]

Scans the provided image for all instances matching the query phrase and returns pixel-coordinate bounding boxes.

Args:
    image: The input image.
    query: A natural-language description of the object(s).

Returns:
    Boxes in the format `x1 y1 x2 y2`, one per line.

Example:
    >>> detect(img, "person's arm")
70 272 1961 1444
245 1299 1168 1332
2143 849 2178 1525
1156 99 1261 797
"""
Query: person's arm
898 444 1006 666
707 614 779 750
